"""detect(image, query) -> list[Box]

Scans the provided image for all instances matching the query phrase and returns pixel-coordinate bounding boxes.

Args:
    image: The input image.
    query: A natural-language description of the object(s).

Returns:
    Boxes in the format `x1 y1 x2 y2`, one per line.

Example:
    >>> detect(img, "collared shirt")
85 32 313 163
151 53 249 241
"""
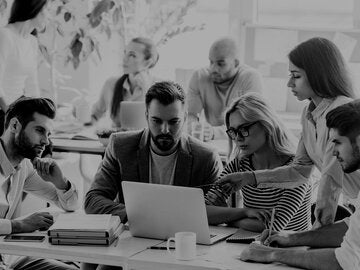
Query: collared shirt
0 142 79 235
335 192 360 269
255 96 360 225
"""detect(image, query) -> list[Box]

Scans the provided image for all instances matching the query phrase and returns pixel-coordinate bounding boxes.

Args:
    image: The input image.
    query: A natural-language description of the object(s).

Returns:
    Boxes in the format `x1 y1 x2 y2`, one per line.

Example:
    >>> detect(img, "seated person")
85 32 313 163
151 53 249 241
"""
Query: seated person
0 97 79 270
84 81 227 270
240 99 360 270
187 37 263 141
89 37 159 127
206 93 311 232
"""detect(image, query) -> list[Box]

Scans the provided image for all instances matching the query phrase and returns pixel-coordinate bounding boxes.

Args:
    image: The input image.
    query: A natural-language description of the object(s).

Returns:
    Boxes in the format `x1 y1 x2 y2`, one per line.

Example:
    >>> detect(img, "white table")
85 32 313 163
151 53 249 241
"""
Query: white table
0 230 299 270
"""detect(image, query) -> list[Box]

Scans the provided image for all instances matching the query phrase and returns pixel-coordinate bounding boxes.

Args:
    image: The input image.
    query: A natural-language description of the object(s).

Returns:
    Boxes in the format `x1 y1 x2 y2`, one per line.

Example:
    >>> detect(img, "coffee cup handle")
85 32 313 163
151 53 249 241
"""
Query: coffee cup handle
166 237 175 256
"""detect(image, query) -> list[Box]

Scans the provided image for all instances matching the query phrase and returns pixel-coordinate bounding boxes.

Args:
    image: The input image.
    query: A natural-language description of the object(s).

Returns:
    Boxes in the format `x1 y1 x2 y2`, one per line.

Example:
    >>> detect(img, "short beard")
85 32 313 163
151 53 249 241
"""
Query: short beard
343 143 360 173
151 133 175 152
14 130 41 160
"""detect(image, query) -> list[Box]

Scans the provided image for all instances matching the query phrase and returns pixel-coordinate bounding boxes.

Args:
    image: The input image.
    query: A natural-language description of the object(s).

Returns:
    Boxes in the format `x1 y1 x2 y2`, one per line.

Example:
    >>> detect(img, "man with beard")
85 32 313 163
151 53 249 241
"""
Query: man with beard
0 97 79 269
85 81 222 223
240 99 360 270
187 37 263 141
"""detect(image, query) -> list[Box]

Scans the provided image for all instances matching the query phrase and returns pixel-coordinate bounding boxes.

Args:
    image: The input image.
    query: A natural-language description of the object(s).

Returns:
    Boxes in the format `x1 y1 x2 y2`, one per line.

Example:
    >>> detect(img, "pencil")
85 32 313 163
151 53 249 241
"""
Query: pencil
268 208 276 238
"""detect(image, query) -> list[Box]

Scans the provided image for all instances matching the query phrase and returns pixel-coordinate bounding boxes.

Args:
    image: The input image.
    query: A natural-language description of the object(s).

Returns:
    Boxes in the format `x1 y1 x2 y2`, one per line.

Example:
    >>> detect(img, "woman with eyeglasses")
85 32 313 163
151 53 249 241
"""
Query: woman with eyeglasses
206 93 312 232
218 37 357 228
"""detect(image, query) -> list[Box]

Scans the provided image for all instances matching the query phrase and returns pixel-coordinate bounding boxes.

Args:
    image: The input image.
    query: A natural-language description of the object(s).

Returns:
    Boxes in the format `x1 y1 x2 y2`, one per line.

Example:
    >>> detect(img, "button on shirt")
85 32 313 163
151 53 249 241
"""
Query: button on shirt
254 96 360 225
0 143 79 235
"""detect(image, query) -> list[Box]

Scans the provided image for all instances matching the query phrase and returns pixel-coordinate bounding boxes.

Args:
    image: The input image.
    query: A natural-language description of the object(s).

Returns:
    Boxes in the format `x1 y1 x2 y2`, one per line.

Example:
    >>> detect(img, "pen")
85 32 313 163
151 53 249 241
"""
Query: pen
148 246 175 250
113 237 119 247
266 208 276 245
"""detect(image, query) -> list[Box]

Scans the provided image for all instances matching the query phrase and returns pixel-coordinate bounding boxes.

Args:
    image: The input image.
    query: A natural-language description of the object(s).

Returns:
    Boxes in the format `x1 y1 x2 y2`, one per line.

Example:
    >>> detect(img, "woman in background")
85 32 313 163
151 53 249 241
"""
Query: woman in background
0 0 49 135
218 37 357 228
206 93 312 232
89 37 159 127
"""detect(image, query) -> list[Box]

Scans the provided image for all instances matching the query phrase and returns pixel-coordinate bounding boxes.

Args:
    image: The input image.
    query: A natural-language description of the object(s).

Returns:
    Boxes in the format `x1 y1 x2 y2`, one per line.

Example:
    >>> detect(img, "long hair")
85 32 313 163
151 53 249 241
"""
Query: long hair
8 0 47 23
288 37 354 99
110 37 159 120
224 93 296 160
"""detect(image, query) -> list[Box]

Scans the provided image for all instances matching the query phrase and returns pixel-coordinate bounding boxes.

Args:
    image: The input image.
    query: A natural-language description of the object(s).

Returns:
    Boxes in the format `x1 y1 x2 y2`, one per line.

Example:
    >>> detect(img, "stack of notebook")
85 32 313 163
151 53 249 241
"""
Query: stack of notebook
48 214 124 246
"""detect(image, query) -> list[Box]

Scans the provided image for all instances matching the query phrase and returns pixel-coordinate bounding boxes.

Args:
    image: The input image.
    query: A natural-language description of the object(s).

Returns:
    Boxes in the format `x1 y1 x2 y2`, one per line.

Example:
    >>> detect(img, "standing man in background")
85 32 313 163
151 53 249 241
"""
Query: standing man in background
187 37 263 141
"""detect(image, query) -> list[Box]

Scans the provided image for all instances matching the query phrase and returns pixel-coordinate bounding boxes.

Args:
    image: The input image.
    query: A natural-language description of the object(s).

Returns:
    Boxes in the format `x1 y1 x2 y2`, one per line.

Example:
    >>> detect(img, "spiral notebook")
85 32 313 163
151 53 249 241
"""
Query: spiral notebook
225 227 260 243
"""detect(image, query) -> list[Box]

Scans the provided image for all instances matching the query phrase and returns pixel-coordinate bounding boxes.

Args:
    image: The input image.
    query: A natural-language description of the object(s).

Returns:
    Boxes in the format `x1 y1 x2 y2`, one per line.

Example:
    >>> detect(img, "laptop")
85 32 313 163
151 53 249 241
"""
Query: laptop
119 101 147 130
122 181 237 245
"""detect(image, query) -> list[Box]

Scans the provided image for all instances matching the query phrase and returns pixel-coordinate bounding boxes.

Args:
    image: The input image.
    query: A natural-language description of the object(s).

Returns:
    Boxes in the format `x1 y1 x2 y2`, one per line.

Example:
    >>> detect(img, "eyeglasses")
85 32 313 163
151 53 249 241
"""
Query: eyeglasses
226 122 258 140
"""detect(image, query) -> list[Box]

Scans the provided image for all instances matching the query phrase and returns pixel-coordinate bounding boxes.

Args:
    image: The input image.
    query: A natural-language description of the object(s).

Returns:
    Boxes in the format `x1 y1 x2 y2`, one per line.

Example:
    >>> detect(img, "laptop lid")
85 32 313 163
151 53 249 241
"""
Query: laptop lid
119 101 147 130
122 181 236 245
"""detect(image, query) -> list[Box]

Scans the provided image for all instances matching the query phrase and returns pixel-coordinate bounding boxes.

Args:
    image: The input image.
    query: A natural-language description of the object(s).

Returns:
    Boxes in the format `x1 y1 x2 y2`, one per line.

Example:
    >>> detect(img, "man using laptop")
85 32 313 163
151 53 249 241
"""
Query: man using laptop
84 81 223 269
85 81 223 220
240 100 360 270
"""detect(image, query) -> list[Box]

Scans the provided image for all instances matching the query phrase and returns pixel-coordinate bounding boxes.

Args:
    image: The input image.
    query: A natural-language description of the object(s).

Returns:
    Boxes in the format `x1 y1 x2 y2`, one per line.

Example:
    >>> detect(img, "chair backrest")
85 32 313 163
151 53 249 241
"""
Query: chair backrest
311 203 352 224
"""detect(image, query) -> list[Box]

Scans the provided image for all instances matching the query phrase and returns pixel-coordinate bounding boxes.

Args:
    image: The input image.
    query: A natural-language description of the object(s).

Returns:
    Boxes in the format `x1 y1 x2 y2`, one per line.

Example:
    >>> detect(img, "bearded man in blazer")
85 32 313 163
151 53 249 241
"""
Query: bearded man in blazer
85 81 223 222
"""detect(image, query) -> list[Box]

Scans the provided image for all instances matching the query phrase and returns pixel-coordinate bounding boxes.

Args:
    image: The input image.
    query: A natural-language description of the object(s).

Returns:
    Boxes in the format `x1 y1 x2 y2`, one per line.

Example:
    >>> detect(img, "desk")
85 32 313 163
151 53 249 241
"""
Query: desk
51 138 105 156
52 138 228 162
0 230 299 270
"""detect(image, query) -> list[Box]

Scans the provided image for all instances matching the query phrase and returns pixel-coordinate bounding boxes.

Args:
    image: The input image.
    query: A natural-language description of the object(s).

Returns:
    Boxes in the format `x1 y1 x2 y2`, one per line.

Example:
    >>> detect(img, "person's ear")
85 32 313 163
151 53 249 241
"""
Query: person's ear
234 58 239 68
143 58 153 69
9 118 22 133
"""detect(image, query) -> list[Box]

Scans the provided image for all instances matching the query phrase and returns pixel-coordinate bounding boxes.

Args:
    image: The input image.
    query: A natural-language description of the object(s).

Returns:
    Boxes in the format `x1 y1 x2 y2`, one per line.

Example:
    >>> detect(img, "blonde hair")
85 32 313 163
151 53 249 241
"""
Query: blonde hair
225 93 296 160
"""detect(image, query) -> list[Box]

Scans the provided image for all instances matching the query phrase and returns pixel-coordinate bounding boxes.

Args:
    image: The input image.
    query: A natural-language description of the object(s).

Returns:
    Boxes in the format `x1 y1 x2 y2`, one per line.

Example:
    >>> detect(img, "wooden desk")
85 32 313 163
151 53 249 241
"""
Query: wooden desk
51 138 228 162
0 230 299 270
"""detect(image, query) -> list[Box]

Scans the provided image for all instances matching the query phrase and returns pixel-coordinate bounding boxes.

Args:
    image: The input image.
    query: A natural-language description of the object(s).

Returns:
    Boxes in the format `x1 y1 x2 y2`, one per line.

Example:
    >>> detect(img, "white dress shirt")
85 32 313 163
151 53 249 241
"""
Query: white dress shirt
0 142 79 235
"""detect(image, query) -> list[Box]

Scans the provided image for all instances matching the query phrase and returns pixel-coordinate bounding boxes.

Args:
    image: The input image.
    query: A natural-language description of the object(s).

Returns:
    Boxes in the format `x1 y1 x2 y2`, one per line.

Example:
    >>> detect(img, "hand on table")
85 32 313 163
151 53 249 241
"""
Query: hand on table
240 242 277 263
245 208 272 224
257 229 292 247
11 212 54 233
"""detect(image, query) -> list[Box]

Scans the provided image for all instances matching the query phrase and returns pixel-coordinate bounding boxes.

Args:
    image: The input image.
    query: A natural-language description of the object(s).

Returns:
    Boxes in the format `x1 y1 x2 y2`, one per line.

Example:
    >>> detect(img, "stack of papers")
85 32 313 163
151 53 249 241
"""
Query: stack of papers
48 214 124 246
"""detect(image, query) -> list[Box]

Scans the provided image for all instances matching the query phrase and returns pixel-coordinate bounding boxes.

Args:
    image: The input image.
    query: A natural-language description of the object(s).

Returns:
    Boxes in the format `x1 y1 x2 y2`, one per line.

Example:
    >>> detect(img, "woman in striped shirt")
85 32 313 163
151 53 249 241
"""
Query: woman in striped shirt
206 93 311 232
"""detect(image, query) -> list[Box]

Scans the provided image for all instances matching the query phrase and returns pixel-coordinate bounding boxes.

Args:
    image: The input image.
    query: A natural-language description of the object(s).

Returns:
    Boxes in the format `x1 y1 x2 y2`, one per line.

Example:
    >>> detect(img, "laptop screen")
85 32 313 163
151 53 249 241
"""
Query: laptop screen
122 181 236 245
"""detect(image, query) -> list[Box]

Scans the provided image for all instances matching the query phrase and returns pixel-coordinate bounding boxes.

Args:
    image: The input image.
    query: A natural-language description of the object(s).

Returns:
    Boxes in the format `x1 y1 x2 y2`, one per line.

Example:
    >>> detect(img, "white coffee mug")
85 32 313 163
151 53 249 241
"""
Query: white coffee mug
166 232 196 260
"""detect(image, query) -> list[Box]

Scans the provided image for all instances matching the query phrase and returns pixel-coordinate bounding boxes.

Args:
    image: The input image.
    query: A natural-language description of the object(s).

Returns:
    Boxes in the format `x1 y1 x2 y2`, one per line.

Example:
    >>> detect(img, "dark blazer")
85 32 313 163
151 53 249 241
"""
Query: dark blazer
84 129 223 221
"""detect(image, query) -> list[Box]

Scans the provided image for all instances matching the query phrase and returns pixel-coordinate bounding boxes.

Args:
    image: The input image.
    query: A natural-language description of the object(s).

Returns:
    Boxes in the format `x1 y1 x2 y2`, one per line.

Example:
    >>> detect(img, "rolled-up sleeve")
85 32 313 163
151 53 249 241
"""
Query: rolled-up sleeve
23 167 79 212
335 199 360 270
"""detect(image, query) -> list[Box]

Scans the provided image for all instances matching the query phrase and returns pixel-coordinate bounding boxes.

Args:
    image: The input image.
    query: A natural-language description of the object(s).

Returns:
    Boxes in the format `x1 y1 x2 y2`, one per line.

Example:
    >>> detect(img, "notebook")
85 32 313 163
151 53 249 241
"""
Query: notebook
48 214 123 238
119 101 147 130
225 227 260 243
122 181 237 245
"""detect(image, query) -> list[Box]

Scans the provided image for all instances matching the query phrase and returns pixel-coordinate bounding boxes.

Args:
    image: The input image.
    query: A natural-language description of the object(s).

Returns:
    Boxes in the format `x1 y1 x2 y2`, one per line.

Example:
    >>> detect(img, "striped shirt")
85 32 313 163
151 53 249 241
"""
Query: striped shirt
207 155 312 231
